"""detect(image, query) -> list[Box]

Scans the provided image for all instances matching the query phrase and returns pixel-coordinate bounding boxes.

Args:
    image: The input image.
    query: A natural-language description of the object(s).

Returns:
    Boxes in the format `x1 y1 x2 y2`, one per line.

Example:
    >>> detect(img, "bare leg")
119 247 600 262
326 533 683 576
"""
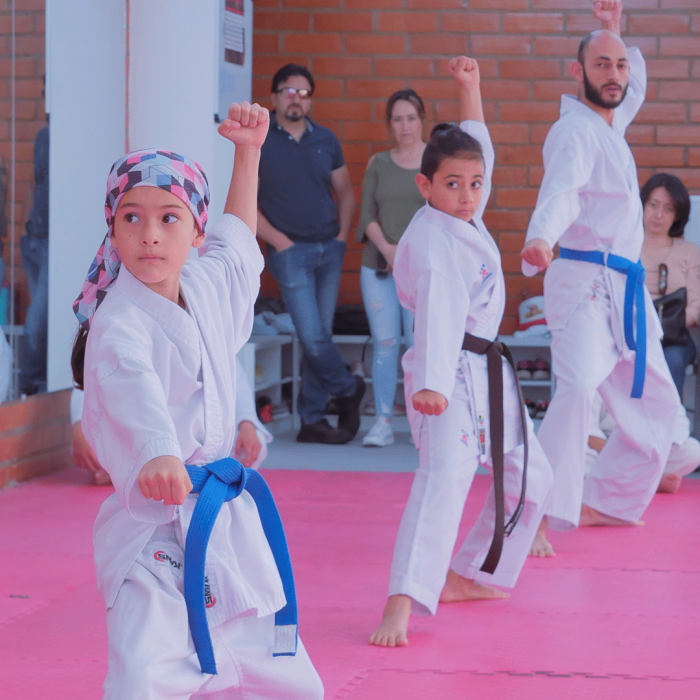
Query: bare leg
657 472 682 494
439 569 509 603
528 515 555 557
369 594 411 648
580 503 643 526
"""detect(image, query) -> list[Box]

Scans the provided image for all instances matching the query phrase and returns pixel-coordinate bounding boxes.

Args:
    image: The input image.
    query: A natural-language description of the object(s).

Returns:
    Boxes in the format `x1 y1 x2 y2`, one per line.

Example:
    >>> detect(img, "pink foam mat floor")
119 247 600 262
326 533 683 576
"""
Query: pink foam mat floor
1 467 699 699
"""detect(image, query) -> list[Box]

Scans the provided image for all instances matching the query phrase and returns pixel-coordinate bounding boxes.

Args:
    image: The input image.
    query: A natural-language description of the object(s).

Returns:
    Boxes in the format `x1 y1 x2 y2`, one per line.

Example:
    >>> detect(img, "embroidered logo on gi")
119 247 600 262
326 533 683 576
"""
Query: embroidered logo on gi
461 430 469 447
154 550 182 571
479 263 492 283
204 576 216 608
478 414 487 457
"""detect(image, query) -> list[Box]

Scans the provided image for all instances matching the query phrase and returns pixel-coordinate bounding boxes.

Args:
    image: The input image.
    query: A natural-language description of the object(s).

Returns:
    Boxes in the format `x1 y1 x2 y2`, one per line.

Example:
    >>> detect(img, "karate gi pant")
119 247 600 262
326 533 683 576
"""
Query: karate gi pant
388 365 553 616
103 552 323 700
538 286 679 531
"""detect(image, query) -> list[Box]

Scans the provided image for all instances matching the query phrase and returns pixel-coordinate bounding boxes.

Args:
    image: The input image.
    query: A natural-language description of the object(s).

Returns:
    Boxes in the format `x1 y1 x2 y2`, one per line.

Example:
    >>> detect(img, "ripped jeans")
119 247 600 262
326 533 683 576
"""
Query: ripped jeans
360 265 414 418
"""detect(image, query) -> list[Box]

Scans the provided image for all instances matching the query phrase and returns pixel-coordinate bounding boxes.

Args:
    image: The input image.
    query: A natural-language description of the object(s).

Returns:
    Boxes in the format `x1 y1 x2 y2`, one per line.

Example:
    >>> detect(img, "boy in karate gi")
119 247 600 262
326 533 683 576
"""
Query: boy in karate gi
72 103 323 699
521 0 680 556
370 57 553 648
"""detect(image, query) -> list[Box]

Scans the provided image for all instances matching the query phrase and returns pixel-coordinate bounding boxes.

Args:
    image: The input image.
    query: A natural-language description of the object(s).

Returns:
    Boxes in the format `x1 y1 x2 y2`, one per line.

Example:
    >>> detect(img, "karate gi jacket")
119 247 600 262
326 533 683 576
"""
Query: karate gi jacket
83 214 286 624
523 47 660 339
394 121 523 460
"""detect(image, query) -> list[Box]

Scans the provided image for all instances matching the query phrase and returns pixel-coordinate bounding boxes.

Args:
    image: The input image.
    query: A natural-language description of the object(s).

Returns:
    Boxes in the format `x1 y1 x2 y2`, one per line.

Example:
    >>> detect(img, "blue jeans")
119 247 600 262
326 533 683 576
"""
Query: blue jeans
663 338 696 397
360 265 414 417
267 239 355 425
20 235 48 394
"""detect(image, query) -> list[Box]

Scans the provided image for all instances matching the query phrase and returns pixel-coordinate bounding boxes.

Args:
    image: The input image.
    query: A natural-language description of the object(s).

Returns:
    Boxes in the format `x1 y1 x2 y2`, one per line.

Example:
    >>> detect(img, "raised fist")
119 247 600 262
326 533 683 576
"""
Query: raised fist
218 101 270 149
449 56 480 87
593 0 622 25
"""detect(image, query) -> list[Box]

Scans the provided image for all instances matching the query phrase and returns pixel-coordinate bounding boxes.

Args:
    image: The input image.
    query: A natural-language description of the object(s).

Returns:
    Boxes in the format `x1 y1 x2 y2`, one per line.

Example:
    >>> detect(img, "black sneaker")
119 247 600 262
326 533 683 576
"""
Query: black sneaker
336 375 366 438
296 419 354 445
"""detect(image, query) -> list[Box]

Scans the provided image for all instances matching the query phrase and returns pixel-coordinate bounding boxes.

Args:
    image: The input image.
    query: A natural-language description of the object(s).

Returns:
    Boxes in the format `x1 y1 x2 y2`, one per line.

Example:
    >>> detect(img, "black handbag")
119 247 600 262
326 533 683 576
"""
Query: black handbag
653 286 689 347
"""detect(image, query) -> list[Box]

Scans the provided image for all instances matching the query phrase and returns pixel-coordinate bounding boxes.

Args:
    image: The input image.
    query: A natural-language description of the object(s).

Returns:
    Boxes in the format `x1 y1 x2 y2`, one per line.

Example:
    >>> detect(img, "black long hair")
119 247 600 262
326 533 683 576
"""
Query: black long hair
71 327 88 390
640 172 691 238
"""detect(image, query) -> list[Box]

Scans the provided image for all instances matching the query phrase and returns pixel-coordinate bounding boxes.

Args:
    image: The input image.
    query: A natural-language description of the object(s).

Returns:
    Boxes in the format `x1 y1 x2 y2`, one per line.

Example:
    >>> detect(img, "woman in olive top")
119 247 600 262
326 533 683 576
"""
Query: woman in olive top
357 89 427 447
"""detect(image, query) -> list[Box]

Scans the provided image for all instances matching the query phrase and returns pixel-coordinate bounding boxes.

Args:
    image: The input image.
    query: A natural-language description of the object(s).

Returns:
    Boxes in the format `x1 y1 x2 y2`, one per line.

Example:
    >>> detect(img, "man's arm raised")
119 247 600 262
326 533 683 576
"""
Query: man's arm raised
594 0 621 36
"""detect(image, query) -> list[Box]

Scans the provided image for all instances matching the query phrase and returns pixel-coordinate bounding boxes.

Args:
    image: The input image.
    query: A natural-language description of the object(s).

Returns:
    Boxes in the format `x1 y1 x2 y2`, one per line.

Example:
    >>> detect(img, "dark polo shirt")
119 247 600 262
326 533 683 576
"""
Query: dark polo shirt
259 112 345 243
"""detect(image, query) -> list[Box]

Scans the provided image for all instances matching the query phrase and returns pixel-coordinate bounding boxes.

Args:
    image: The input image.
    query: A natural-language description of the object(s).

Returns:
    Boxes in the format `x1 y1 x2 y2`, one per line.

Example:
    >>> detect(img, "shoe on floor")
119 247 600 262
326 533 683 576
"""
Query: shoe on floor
362 419 395 447
296 419 353 445
336 375 366 438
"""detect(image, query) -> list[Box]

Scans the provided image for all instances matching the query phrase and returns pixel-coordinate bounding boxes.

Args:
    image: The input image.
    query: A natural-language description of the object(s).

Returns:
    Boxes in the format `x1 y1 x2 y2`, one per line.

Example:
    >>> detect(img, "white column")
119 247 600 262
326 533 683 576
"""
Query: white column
46 0 127 391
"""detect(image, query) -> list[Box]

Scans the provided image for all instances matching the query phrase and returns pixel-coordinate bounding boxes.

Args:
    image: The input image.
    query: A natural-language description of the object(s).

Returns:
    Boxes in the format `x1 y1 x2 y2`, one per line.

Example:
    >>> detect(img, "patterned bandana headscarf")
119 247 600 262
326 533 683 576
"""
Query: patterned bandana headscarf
73 149 210 331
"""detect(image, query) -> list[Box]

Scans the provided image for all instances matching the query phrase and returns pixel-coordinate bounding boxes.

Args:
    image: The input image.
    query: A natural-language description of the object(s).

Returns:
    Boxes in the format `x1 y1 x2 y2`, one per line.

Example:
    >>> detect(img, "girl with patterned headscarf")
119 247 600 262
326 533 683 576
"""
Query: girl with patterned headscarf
72 103 323 699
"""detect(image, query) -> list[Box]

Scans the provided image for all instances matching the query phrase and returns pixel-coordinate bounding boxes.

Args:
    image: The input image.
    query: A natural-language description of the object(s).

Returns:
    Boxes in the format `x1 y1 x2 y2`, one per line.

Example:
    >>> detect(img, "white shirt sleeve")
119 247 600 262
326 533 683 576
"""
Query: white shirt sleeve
613 47 646 134
234 357 272 442
84 342 181 524
459 120 494 221
411 269 470 402
70 387 84 425
524 125 595 250
194 213 264 355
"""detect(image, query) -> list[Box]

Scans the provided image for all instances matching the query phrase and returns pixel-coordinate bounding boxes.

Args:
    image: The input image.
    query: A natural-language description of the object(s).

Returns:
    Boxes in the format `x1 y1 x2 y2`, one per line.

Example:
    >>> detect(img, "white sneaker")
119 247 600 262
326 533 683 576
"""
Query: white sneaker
362 419 395 447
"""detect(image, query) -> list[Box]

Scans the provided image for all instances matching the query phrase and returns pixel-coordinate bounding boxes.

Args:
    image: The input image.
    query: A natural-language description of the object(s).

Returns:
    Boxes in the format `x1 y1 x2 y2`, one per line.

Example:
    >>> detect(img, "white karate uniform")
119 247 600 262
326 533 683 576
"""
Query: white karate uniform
390 121 553 616
234 358 272 470
586 392 700 480
523 46 680 531
72 360 271 467
82 214 322 700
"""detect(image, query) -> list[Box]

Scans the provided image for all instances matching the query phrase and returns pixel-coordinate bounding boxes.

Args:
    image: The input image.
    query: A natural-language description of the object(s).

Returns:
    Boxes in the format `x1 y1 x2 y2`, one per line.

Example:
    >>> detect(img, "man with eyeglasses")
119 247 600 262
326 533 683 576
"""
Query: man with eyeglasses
258 64 362 445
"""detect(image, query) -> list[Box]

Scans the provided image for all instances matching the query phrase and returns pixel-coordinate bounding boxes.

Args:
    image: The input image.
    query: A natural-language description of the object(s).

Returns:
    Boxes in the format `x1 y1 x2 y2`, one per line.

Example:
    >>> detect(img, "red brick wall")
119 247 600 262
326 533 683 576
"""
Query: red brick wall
0 0 46 324
253 0 700 333
0 389 72 489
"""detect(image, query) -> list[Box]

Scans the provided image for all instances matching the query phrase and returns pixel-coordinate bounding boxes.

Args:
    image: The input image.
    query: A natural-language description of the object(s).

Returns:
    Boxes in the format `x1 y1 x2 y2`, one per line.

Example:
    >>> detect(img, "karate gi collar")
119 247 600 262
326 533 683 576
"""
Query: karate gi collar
559 93 627 135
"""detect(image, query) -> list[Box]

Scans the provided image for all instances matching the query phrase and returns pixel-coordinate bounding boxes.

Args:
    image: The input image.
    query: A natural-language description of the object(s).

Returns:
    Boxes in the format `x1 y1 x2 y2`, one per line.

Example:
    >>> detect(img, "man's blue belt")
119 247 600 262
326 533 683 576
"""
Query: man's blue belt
558 247 646 398
184 459 298 675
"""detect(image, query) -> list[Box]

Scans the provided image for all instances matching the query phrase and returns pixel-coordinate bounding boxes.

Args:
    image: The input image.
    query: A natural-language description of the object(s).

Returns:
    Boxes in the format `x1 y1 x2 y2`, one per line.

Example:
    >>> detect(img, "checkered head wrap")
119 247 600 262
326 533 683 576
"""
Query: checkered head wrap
73 149 210 331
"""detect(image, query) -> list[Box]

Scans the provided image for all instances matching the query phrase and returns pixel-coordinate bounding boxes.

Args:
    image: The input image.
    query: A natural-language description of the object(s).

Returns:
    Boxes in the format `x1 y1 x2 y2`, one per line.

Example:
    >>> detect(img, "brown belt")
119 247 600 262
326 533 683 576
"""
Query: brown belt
461 333 528 575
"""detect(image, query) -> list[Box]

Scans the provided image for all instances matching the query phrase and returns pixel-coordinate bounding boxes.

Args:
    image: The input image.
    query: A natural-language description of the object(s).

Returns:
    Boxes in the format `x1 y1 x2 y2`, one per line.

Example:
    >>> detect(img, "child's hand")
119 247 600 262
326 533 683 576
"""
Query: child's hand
593 0 622 26
449 56 480 88
138 455 193 506
235 420 262 468
520 238 554 271
413 389 448 416
218 102 270 149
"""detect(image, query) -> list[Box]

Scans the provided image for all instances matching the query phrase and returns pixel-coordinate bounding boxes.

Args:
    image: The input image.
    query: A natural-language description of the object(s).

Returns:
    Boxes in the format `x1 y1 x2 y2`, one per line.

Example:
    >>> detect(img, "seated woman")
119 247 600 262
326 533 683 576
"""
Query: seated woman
356 89 426 446
640 173 700 396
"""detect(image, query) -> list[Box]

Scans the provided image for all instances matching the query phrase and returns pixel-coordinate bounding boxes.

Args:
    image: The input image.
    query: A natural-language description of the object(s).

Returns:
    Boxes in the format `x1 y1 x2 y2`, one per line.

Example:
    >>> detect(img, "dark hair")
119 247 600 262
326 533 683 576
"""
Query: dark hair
71 327 88 390
577 32 596 65
271 64 314 95
385 89 426 124
640 172 691 238
420 124 483 181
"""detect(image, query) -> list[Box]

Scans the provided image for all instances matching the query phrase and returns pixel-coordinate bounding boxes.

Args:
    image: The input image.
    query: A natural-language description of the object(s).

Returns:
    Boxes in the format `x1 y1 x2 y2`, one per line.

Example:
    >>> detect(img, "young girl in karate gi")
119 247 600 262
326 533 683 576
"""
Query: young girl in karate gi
70 359 271 485
71 102 323 700
370 58 553 647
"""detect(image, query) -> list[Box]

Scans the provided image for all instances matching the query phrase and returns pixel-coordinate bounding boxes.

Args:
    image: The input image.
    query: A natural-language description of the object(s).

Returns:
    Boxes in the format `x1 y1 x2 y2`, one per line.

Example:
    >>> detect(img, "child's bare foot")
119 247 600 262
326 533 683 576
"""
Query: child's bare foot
580 504 643 527
439 569 509 603
369 594 411 647
657 473 682 494
529 516 555 557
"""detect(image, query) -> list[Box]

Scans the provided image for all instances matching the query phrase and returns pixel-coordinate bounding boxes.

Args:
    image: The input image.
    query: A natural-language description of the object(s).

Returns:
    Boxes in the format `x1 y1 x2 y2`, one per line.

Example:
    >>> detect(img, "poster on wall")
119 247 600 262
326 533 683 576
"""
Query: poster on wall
224 0 244 66
218 0 252 121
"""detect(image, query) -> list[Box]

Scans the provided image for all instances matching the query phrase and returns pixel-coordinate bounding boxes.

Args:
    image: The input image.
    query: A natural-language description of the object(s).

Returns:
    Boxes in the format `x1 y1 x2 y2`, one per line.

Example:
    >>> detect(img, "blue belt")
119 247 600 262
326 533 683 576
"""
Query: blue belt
184 459 297 675
558 247 646 398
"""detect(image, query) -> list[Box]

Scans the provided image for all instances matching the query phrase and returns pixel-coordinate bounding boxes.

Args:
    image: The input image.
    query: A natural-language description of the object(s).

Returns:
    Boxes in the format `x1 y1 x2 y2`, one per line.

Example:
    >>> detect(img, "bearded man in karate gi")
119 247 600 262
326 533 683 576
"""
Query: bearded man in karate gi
520 0 680 555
